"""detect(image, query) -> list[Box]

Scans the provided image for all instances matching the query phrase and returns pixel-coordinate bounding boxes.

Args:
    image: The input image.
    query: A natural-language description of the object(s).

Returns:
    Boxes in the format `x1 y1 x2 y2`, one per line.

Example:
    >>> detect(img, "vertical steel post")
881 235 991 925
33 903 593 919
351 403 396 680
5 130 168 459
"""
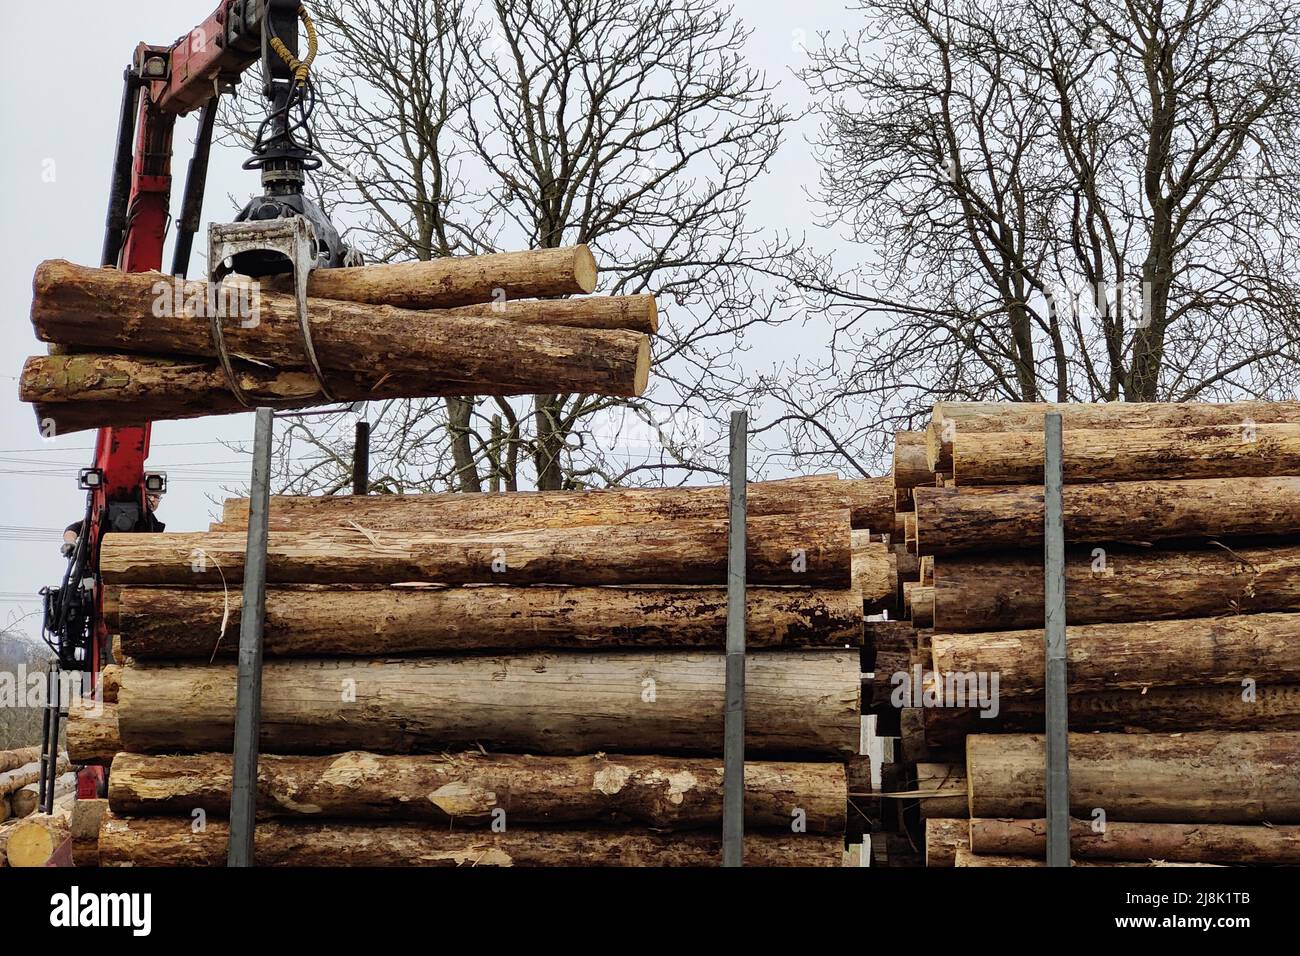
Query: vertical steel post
352 420 370 496
1043 413 1071 866
722 410 747 867
228 407 274 867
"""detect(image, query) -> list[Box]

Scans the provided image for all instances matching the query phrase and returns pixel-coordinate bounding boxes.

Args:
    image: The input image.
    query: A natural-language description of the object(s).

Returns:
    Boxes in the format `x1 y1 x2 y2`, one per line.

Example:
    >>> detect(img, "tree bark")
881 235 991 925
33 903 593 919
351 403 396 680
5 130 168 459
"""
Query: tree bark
966 731 1300 822
932 611 1300 697
100 512 851 588
98 816 842 867
913 762 967 819
12 771 75 818
934 544 1300 631
67 701 121 766
0 746 40 774
969 818 1300 866
115 585 864 659
853 534 897 611
116 651 861 758
108 751 846 832
926 399 1300 471
70 798 108 867
439 293 658 333
0 757 69 797
29 260 648 393
267 244 598 308
216 475 892 533
924 817 969 867
954 424 1300 485
4 815 71 867
914 477 1300 555
920 683 1300 748
892 431 932 504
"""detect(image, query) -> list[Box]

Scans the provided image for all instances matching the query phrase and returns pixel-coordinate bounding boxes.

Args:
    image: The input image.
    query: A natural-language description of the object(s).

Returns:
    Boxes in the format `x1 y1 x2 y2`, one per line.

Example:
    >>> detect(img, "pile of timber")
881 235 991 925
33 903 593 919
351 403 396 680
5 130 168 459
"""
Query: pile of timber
19 246 655 433
869 400 1300 867
69 474 892 866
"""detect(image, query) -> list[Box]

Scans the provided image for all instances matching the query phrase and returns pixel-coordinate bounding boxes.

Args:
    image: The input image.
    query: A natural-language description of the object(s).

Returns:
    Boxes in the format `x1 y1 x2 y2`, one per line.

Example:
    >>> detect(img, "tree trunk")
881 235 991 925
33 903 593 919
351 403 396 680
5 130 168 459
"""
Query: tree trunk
70 798 108 868
116 651 861 758
0 746 40 774
853 534 897 611
932 611 1300 697
892 431 932 504
108 751 846 832
440 293 658 333
969 818 1300 866
29 260 648 395
22 352 644 435
67 701 121 765
920 683 1300 748
924 817 969 867
12 771 75 818
913 763 967 819
934 544 1300 632
953 424 1300 485
99 817 842 867
266 244 598 308
914 477 1300 555
445 396 482 492
100 512 851 588
953 848 1216 867
926 399 1300 470
966 731 1300 822
217 474 892 534
115 585 864 659
0 757 69 797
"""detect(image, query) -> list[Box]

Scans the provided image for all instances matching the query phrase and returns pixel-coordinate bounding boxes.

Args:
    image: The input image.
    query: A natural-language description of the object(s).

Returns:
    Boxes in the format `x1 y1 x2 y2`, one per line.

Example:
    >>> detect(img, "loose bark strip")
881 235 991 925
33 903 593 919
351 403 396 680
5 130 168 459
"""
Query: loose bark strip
217 475 892 534
117 584 864 659
108 751 846 832
914 477 1300 555
954 424 1300 485
116 651 861 758
100 512 852 588
967 732 1300 822
970 818 1300 866
932 611 1300 697
99 817 842 867
926 399 1300 471
934 544 1300 632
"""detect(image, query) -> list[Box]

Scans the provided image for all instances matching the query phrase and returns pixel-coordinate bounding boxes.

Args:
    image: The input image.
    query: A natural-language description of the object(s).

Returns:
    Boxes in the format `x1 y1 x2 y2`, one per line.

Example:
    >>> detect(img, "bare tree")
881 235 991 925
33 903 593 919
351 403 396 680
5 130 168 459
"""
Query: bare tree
766 0 1300 474
232 0 796 493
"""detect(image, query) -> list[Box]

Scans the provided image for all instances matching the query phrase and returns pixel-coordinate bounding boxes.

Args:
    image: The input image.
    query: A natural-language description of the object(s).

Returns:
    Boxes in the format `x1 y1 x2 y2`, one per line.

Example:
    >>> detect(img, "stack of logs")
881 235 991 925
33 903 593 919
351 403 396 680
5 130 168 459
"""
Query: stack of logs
870 400 1300 866
20 246 655 433
65 473 900 866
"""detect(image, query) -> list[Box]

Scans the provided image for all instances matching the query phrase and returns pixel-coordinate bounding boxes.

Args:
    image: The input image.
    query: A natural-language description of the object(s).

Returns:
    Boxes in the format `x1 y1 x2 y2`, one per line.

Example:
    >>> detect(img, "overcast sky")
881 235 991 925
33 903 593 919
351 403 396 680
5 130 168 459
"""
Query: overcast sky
0 1 866 636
